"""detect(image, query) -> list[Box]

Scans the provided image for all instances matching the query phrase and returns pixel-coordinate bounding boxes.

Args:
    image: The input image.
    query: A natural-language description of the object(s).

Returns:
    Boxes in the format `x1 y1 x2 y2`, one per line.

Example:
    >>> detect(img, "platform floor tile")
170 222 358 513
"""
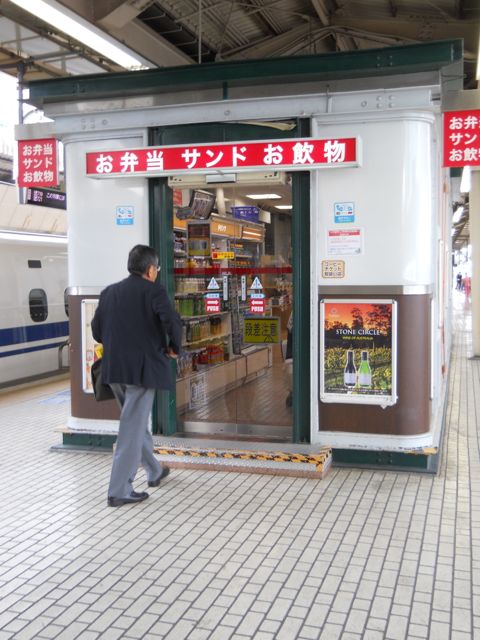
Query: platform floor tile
0 293 478 639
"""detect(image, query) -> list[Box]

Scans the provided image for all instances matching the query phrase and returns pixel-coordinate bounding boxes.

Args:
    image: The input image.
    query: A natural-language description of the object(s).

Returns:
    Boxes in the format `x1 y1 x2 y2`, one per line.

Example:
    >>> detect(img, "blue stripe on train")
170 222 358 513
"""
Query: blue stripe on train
0 341 67 358
0 321 69 347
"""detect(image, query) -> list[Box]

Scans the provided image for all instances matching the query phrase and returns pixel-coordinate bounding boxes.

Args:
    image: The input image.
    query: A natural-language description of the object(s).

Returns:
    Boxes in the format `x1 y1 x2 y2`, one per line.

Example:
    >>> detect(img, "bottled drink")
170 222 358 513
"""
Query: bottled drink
344 350 356 387
358 350 372 387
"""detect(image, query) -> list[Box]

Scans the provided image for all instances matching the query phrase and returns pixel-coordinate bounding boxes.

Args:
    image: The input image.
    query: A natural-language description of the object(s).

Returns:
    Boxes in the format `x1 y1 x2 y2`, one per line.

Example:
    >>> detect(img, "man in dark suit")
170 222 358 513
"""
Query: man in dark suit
92 244 182 507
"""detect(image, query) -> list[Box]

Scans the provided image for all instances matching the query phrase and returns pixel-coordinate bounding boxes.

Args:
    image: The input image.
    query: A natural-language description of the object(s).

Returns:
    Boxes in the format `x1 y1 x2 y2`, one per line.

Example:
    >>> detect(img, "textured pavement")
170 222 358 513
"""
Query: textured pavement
0 294 478 639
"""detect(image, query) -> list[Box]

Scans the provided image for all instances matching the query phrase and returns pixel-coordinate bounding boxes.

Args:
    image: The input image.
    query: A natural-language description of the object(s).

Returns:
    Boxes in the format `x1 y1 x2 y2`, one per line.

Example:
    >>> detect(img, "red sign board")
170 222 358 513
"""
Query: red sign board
18 138 59 187
86 137 358 177
250 298 265 314
443 110 480 167
205 298 221 314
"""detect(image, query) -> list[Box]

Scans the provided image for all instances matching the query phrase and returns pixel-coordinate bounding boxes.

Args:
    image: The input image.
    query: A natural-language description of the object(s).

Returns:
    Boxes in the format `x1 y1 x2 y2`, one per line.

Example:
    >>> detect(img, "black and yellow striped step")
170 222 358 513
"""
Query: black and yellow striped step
153 444 332 479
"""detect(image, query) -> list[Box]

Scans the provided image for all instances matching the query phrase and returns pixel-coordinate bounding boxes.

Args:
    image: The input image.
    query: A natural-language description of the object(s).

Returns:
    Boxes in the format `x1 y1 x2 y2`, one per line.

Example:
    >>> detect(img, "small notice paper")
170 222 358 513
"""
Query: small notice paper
327 228 363 256
322 260 345 279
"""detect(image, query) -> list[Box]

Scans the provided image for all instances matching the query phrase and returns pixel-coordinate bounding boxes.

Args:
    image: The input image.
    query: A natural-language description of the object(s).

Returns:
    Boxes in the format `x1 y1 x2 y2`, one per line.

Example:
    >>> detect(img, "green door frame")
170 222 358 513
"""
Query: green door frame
149 120 310 442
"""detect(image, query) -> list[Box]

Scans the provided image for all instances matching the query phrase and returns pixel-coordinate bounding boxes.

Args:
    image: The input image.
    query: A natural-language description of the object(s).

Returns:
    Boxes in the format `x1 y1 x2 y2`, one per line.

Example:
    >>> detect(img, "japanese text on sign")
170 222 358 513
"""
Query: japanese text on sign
18 139 59 188
86 138 359 177
243 317 280 344
443 110 480 167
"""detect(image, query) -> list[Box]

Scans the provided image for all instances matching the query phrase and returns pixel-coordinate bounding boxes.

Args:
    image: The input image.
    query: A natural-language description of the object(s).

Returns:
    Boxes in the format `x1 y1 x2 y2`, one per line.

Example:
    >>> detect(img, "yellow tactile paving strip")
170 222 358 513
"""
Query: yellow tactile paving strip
153 445 332 479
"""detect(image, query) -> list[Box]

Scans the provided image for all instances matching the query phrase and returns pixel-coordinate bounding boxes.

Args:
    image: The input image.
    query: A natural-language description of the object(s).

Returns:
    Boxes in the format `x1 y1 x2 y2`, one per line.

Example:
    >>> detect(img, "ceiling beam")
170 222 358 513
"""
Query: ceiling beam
310 0 329 26
388 1 398 18
310 0 355 51
242 0 281 36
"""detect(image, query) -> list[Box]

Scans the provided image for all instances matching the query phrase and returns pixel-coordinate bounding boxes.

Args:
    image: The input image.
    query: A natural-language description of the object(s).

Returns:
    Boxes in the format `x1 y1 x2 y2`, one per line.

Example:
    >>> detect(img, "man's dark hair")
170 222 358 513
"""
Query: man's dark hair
128 245 159 275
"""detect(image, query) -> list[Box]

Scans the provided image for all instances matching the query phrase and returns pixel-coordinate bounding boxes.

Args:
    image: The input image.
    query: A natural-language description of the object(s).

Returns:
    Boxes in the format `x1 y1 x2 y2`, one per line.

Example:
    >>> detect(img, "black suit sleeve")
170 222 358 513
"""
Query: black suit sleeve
151 285 182 354
91 298 102 344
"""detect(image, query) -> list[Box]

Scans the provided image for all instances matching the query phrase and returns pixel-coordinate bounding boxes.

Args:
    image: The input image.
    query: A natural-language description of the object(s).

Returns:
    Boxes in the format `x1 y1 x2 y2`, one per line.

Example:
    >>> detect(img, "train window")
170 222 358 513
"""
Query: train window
29 289 48 322
28 260 42 268
64 288 69 317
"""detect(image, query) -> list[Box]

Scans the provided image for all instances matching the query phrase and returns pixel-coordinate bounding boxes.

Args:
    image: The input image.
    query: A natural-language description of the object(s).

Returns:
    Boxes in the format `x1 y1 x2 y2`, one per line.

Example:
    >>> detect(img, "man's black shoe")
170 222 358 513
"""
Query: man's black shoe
107 491 149 507
148 467 170 487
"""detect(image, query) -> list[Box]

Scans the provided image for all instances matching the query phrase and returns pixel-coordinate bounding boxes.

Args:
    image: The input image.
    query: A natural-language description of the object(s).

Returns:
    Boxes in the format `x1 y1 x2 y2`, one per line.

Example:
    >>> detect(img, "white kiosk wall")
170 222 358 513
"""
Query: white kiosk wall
64 133 149 432
64 135 149 287
310 112 446 450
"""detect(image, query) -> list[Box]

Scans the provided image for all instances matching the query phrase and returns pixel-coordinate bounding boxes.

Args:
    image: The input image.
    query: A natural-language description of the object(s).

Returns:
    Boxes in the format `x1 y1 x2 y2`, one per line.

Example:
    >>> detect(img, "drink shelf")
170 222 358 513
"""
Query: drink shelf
181 311 229 321
182 331 231 347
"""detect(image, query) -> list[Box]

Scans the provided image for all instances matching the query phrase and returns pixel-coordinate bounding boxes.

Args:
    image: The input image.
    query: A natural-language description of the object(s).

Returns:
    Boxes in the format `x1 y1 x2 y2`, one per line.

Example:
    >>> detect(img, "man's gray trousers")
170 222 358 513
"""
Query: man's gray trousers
108 384 162 499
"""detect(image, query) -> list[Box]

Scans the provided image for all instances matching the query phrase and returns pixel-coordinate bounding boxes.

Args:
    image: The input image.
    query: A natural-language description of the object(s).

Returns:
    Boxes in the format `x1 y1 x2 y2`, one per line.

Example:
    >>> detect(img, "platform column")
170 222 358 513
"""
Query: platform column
471 169 480 356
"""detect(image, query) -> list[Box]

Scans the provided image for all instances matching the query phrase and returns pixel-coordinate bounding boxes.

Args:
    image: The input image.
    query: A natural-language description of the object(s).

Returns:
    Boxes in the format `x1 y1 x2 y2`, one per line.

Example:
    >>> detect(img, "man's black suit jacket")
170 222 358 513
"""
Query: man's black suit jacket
91 274 182 391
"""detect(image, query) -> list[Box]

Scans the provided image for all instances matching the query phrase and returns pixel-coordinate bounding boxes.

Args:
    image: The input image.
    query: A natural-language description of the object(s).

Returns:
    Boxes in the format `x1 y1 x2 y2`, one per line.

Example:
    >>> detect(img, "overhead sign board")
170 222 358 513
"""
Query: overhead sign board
231 206 259 223
18 138 59 188
86 137 360 178
26 187 66 210
443 109 480 167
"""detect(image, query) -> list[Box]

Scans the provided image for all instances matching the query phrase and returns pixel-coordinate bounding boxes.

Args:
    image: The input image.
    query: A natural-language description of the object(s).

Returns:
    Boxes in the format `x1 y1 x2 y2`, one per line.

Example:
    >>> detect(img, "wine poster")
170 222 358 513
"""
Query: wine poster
319 299 397 407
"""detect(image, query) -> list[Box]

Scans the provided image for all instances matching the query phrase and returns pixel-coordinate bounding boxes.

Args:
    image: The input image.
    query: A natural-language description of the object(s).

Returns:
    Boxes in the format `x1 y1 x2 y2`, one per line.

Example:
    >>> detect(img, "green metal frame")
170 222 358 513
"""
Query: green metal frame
148 120 311 442
333 449 439 473
149 175 177 436
61 433 116 450
25 40 463 108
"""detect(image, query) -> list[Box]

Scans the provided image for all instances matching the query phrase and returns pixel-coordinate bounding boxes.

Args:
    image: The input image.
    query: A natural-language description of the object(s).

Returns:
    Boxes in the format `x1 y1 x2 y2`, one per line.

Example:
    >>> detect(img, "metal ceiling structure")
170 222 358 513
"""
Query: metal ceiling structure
0 1 478 85
0 0 478 238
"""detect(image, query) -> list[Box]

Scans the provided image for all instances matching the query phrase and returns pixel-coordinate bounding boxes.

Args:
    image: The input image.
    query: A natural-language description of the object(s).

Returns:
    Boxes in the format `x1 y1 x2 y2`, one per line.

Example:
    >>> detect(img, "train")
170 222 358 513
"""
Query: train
0 230 69 387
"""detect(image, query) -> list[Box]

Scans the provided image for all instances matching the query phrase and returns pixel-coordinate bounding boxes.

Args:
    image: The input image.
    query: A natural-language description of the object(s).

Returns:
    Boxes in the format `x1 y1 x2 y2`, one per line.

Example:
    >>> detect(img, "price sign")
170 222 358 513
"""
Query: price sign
211 251 234 260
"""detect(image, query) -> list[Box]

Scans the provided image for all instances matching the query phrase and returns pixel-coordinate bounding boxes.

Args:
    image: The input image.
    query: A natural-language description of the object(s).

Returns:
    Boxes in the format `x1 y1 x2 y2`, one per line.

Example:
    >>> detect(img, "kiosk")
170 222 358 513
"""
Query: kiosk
17 40 463 468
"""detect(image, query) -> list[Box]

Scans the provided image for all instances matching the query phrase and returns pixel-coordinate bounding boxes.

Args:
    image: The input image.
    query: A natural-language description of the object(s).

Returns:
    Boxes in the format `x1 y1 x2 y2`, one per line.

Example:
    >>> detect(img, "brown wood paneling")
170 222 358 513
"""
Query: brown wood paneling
319 294 431 436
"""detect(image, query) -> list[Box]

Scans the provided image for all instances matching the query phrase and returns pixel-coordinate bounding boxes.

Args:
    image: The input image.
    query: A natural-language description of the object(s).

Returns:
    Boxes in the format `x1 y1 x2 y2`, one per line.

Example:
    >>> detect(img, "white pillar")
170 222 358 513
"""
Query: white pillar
471 169 480 356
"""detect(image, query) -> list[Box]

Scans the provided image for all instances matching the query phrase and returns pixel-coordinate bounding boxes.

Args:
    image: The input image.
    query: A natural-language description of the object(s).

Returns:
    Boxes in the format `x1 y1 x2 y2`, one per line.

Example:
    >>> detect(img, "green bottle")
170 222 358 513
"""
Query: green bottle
358 350 372 387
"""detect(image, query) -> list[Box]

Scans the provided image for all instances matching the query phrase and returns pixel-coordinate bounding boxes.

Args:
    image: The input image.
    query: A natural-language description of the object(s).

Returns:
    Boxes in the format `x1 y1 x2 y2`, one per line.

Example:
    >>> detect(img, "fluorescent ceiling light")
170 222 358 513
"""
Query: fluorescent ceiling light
0 230 67 243
245 193 281 200
452 206 464 224
9 0 152 70
460 166 471 193
477 35 480 79
275 205 292 210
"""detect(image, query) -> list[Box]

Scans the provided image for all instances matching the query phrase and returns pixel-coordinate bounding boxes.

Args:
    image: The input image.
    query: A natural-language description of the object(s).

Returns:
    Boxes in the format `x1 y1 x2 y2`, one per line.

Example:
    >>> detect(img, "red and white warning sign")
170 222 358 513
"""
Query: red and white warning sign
206 298 221 313
250 298 265 314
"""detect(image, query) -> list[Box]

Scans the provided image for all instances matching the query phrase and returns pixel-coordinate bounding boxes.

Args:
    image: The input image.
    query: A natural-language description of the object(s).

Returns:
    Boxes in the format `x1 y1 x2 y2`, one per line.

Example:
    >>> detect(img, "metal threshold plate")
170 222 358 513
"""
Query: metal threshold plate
179 421 292 441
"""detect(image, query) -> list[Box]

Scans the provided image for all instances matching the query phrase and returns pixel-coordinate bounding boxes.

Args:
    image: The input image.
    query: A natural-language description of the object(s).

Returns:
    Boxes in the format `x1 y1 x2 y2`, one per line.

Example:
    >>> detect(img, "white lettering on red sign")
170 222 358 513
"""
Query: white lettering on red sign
206 298 221 313
18 138 59 188
85 138 358 177
443 110 480 167
250 298 265 314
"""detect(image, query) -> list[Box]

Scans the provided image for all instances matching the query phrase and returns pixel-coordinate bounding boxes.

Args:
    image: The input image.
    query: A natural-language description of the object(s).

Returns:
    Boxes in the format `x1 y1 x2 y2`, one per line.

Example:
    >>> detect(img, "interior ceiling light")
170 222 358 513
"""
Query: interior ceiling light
460 166 471 193
0 230 67 243
245 193 281 200
275 205 292 210
452 206 464 224
9 0 152 70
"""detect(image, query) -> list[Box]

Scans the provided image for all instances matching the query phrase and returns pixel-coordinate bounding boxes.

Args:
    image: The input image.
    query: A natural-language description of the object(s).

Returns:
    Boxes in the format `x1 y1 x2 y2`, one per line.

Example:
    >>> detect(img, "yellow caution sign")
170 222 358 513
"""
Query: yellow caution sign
243 316 280 344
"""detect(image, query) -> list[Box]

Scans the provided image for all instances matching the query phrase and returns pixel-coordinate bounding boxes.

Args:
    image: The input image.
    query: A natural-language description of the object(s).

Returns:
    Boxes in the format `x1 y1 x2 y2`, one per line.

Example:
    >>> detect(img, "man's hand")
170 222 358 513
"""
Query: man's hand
166 348 178 359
